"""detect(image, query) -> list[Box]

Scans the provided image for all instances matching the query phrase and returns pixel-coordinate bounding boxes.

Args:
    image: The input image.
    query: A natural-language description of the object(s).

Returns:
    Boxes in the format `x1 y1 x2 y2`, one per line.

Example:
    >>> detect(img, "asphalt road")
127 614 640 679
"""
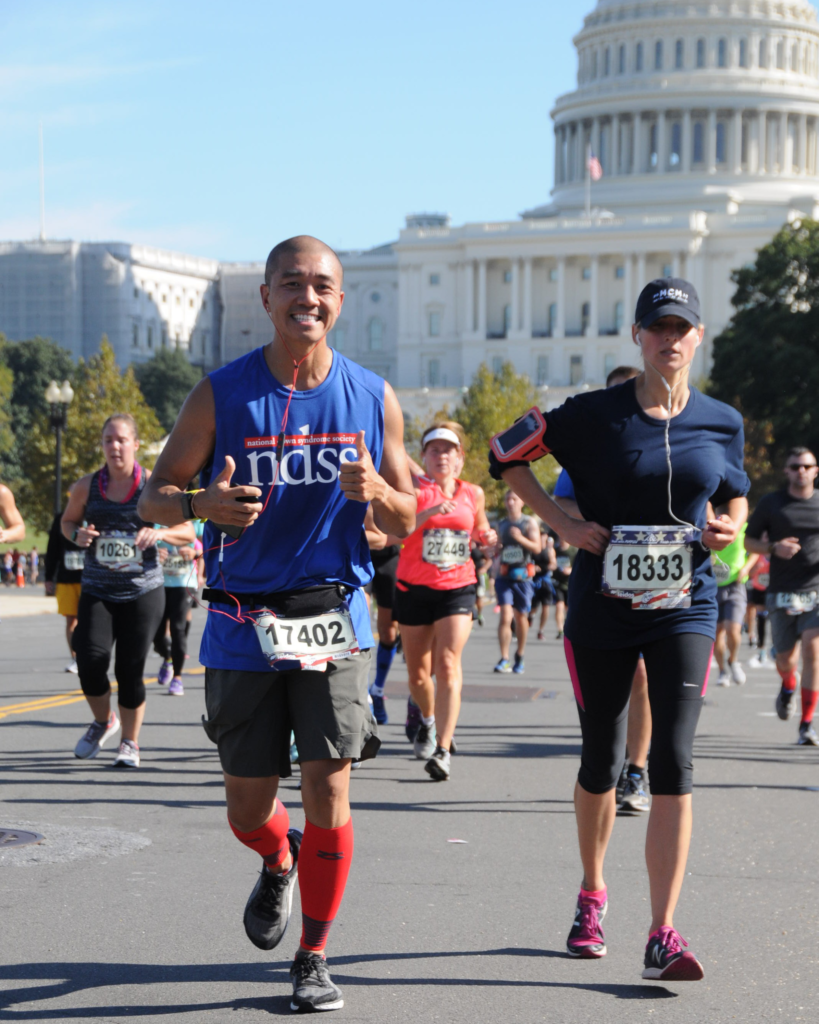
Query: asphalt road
1 602 817 1023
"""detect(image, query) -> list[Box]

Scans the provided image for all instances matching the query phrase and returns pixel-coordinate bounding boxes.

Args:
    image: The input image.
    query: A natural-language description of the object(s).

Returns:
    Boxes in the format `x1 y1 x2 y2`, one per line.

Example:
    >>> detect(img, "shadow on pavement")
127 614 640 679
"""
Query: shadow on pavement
0 952 676 1019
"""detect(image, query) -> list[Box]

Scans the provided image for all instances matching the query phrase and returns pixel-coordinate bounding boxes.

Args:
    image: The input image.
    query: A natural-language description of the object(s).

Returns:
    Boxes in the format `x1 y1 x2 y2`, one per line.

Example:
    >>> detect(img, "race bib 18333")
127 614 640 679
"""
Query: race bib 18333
601 525 697 610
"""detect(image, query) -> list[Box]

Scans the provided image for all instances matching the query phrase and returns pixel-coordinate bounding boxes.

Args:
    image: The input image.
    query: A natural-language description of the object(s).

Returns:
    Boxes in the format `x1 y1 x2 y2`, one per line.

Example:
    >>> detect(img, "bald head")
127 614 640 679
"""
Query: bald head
264 235 343 289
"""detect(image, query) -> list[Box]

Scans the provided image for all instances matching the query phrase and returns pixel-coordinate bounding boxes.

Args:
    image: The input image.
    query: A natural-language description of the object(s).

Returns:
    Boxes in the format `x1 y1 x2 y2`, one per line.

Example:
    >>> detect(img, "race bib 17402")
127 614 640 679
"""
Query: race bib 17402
422 529 471 571
253 605 360 671
601 525 697 610
96 535 142 572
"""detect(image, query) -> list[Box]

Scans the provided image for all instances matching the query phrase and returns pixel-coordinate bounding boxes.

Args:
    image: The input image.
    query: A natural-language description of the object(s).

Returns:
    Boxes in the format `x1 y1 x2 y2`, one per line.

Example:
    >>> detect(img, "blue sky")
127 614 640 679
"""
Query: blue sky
0 1 586 258
6 2 809 260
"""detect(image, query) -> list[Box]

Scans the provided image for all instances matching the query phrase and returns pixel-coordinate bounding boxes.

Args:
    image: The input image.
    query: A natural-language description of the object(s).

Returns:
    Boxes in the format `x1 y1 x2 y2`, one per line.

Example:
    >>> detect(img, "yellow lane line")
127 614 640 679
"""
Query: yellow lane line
0 666 206 720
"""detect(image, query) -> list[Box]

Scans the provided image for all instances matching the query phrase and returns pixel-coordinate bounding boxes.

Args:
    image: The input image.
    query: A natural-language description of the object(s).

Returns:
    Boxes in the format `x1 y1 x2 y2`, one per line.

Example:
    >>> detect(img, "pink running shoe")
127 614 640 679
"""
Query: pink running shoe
566 892 607 958
642 926 704 981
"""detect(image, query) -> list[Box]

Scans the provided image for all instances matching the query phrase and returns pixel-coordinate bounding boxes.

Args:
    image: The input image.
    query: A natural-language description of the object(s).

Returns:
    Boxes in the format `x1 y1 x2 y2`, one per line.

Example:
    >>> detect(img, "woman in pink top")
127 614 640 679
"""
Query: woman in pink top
395 422 496 781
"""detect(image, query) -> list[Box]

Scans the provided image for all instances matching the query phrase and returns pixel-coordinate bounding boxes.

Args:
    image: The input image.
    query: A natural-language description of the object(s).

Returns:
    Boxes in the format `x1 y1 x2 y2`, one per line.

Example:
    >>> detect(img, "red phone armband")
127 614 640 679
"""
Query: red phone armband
490 407 550 463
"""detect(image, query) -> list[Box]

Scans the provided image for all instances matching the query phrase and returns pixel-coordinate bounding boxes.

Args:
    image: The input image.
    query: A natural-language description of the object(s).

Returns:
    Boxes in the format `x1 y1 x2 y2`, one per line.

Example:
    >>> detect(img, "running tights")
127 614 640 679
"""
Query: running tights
74 588 166 709
153 588 192 675
564 633 713 796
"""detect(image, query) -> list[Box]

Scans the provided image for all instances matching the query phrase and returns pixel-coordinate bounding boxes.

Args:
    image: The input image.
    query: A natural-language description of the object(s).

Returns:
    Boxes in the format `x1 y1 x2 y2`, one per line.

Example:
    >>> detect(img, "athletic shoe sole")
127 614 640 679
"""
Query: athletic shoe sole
566 943 607 959
642 953 704 981
425 759 450 782
290 997 344 1012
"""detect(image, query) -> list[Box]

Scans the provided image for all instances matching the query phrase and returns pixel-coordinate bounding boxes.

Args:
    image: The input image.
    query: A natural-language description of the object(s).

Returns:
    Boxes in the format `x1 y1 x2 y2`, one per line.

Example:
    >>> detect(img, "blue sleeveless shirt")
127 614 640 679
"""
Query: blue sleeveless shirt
199 346 383 671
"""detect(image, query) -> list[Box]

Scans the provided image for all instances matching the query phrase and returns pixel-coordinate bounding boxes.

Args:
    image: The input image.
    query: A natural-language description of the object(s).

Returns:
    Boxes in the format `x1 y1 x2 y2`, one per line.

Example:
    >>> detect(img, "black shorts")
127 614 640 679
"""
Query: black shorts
395 581 477 626
554 579 569 603
367 546 399 610
748 589 767 608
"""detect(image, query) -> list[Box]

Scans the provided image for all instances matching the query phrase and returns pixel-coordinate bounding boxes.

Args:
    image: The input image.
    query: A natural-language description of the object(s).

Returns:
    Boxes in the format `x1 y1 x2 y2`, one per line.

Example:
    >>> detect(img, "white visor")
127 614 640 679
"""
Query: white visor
422 428 461 448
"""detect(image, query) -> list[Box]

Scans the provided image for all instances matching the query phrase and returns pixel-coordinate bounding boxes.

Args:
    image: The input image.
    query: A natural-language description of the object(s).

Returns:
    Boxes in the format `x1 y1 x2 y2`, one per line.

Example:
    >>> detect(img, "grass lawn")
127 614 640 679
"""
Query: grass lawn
1 529 49 555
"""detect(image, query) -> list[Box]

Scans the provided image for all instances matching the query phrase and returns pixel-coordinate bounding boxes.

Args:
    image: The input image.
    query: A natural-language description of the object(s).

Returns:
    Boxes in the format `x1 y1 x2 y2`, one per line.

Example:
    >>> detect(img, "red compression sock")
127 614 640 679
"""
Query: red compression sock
298 818 354 952
229 799 291 870
780 670 798 693
800 687 819 724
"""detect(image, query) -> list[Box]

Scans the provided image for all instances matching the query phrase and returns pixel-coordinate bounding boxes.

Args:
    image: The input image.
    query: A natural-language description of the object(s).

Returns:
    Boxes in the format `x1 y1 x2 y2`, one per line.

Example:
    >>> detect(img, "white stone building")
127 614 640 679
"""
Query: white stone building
0 240 220 370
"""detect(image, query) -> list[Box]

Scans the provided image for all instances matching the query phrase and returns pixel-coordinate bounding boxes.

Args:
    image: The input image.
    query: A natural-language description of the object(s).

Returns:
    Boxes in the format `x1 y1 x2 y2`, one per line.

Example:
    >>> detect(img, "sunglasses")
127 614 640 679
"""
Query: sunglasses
786 464 817 471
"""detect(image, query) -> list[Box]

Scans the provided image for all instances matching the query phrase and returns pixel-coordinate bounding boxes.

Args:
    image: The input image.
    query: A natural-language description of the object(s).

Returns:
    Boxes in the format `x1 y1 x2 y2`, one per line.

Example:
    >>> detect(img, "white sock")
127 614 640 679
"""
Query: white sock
421 714 435 727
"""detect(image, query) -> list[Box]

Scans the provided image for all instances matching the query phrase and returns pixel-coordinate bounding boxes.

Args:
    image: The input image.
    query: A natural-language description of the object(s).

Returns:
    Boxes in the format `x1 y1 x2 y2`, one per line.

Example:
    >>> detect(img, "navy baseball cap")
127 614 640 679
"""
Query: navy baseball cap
634 277 701 329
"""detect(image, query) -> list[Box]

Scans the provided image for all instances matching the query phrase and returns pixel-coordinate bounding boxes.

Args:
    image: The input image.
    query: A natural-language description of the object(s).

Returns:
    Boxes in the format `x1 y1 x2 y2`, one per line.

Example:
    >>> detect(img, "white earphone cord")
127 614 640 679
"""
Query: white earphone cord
645 359 724 563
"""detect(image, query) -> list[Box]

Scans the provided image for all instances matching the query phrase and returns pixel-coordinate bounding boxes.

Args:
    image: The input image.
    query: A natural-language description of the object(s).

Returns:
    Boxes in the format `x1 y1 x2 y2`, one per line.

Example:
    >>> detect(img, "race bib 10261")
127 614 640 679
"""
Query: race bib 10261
253 605 360 671
422 529 471 571
96 535 142 572
601 525 697 610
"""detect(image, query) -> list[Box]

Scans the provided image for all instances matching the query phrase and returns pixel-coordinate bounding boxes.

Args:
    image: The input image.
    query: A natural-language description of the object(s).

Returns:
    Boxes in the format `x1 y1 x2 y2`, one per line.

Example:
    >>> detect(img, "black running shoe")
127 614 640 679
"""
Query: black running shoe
615 760 629 803
618 773 650 815
798 721 819 746
776 685 797 721
243 828 301 950
642 926 704 981
290 952 344 1012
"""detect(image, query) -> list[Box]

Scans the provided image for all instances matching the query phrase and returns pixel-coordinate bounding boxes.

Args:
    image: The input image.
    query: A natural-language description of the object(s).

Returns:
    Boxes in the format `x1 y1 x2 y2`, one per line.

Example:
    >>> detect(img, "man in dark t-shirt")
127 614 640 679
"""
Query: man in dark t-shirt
746 446 819 745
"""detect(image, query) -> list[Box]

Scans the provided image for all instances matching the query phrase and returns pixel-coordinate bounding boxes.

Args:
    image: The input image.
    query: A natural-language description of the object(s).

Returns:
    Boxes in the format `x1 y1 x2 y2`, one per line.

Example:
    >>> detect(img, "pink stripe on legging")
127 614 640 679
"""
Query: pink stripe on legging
563 637 585 710
700 643 714 697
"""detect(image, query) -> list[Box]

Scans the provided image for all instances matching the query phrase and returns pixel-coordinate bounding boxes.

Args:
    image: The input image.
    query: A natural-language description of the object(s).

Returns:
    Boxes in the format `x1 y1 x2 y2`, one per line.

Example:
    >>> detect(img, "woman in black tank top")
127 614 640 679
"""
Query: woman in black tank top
62 413 195 769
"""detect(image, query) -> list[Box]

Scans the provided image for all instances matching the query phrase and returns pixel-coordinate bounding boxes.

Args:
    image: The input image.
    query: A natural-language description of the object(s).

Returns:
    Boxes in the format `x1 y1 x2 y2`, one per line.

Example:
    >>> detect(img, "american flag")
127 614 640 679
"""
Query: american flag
587 152 603 181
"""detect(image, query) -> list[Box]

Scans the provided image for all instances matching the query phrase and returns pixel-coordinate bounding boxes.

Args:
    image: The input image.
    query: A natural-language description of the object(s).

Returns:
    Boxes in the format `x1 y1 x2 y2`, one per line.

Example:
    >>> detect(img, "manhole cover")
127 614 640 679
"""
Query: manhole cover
0 828 44 849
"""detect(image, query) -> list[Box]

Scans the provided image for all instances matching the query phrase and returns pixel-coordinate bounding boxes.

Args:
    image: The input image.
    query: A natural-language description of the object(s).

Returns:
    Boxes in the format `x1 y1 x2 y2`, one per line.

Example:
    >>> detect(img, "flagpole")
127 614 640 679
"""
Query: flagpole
585 142 591 220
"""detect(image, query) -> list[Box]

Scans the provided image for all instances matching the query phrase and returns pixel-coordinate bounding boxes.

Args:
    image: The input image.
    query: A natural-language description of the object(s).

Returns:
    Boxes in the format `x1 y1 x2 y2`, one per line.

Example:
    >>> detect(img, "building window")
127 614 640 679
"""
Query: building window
570 355 584 386
133 287 139 299
759 38 767 68
739 38 748 68
636 42 643 71
161 295 167 305
581 303 590 333
332 324 346 351
503 269 512 283
696 38 706 68
618 44 626 74
201 330 208 355
549 267 559 282
675 39 684 69
189 298 194 308
161 327 168 347
777 39 785 70
132 323 139 348
670 121 682 166
503 304 512 334
582 266 591 281
548 303 557 334
655 40 663 70
147 325 153 349
536 355 549 386
202 299 207 311
693 121 705 163
662 263 673 277
368 317 383 351
591 50 598 79
604 47 610 76
717 38 727 68
716 121 726 163
428 359 441 387
428 312 441 337
614 301 624 331
615 265 625 279
791 43 798 72
649 122 658 167
371 291 381 303
604 353 617 379
491 356 504 377
176 295 181 306
429 273 440 285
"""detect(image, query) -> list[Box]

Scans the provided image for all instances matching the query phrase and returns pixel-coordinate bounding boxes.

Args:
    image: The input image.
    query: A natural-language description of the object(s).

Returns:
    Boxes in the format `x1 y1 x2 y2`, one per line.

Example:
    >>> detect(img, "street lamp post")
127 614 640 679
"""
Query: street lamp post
44 380 75 516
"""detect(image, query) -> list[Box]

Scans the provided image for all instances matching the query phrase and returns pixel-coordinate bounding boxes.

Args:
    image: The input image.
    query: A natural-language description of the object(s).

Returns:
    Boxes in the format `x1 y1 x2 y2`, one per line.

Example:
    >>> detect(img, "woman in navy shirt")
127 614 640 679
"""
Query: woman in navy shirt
491 279 749 982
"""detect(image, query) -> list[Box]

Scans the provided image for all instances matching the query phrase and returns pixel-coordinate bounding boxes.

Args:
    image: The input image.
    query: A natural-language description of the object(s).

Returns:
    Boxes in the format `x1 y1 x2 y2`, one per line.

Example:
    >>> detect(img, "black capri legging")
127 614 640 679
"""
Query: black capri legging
564 633 713 796
153 588 192 676
74 588 166 709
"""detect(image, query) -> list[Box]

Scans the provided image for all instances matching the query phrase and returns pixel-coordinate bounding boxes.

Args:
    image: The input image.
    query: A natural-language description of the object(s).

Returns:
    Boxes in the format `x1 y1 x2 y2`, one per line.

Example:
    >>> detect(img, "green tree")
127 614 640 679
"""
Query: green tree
0 334 75 487
408 362 559 514
0 360 14 461
710 217 819 493
133 348 202 434
19 338 163 531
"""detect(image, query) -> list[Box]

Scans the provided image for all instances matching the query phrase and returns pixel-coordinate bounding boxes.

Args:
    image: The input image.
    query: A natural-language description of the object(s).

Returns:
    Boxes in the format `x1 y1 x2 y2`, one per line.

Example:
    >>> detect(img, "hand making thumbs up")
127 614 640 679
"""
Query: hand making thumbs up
339 430 388 504
192 456 263 527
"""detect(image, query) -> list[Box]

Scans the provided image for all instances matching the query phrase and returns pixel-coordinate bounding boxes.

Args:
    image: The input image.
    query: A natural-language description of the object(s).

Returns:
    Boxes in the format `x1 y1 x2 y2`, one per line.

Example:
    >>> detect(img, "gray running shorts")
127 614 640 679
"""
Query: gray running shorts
716 580 747 625
202 649 378 778
766 596 819 655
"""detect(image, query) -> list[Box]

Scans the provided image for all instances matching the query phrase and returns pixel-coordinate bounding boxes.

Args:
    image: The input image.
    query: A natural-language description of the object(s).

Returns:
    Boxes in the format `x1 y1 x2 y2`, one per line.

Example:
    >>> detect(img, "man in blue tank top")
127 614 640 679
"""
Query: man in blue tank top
140 235 416 1013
